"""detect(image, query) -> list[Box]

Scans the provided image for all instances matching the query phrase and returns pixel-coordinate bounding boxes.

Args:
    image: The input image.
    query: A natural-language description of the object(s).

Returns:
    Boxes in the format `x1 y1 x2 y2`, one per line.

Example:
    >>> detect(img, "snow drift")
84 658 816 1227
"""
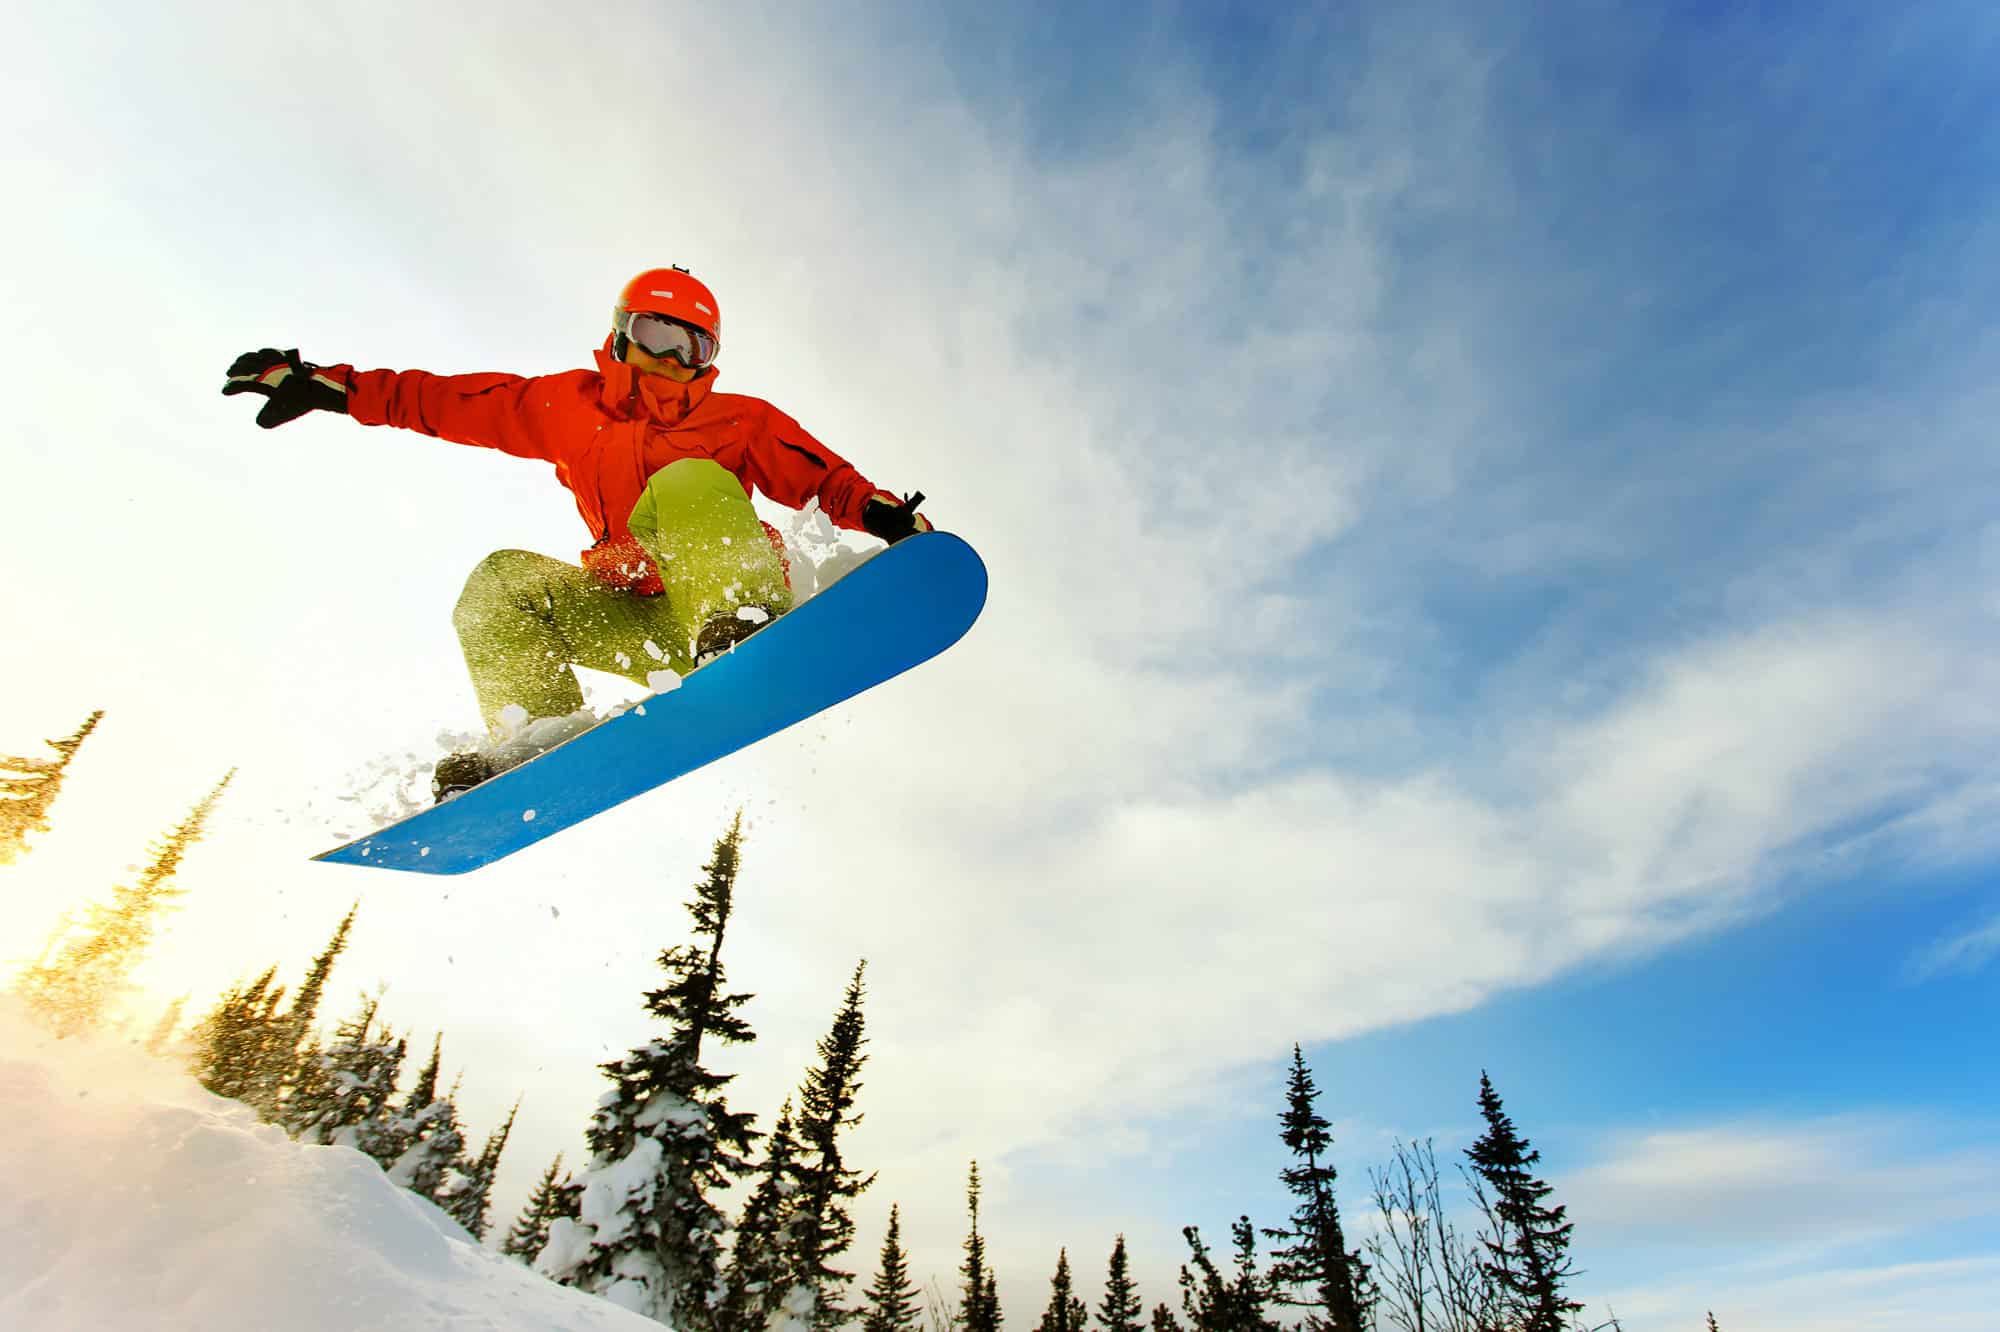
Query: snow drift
0 999 659 1331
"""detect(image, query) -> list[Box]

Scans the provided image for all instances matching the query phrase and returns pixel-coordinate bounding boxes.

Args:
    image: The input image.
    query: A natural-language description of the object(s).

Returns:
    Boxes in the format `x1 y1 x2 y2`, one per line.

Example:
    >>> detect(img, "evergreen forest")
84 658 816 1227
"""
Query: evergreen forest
2 712 1726 1331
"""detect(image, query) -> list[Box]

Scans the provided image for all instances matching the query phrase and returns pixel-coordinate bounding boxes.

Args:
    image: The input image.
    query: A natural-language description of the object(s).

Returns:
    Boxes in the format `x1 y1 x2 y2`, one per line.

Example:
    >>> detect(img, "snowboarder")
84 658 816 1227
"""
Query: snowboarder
224 266 932 799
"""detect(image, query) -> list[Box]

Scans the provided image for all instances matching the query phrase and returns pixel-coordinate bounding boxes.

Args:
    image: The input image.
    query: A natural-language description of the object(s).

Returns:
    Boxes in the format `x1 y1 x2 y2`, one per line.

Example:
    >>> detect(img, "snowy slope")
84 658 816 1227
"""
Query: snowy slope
0 1000 659 1332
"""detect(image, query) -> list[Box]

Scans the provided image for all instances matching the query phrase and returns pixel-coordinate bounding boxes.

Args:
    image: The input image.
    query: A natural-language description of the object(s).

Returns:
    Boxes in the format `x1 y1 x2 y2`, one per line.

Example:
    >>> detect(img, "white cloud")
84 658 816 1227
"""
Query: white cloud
1569 1115 2000 1252
1607 1254 2000 1332
1562 1114 2000 1328
1907 914 2000 981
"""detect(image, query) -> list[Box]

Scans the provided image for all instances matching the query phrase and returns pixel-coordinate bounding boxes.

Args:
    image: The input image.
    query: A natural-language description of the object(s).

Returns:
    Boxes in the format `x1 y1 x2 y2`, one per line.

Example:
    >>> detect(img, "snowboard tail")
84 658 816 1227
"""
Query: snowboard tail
314 531 987 875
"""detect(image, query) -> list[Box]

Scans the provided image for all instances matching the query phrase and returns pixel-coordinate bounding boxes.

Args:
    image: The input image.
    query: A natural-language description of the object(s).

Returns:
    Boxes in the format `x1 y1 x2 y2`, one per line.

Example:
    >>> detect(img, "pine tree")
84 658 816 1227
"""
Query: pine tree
718 1097 805 1332
504 1152 572 1264
191 964 287 1105
1036 1249 1091 1332
16 770 232 1036
146 994 189 1055
275 905 356 1078
0 710 102 863
862 1203 923 1332
1178 1220 1276 1332
961 1161 1003 1332
284 994 406 1150
540 812 762 1329
1148 1306 1183 1332
384 1038 467 1204
241 904 359 1121
1263 1046 1371 1332
440 1098 517 1240
359 1023 436 1166
286 904 355 1040
1706 1313 1721 1332
1097 1236 1144 1332
1463 1072 1582 1332
780 959 878 1331
284 1030 332 1127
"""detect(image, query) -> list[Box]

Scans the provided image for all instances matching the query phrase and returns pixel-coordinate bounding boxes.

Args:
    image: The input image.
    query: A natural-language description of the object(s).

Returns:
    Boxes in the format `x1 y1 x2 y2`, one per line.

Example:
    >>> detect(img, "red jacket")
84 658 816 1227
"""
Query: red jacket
333 339 882 593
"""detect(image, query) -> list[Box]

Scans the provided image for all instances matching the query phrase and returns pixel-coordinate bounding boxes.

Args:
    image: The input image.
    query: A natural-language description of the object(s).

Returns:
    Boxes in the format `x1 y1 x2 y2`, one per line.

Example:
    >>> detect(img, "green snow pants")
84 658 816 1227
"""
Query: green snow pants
451 459 794 734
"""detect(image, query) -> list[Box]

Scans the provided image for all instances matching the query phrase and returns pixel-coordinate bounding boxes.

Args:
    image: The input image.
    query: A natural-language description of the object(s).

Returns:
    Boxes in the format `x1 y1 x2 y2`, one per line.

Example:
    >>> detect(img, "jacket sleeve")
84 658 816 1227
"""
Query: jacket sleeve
741 401 882 531
332 365 567 463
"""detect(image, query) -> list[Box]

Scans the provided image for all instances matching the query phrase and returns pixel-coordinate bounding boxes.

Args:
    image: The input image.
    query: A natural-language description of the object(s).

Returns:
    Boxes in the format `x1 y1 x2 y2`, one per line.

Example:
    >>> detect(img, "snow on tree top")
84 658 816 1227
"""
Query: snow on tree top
636 1090 708 1131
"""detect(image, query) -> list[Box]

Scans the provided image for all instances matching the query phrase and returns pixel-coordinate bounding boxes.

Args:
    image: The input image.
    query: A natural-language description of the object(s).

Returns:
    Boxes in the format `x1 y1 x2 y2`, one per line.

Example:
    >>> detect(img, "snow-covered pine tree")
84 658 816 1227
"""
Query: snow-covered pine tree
1098 1236 1144 1332
777 959 878 1332
350 1020 429 1167
1035 1249 1090 1332
537 812 761 1329
16 770 232 1036
503 1153 572 1264
717 1096 804 1332
961 1161 1003 1332
283 994 406 1150
384 1037 468 1203
1261 1046 1372 1332
441 1098 517 1240
1463 1073 1582 1332
862 1202 922 1332
1177 1220 1277 1332
0 709 101 863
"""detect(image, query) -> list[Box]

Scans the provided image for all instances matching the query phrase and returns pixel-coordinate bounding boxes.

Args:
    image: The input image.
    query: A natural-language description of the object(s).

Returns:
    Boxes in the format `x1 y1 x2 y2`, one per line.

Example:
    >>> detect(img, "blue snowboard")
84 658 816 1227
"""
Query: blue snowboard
315 531 987 875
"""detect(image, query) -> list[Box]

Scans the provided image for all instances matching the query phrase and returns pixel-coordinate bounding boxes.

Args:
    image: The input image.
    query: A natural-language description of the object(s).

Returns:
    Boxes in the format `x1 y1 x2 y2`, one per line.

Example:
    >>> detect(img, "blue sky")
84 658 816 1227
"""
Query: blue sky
4 1 1999 1328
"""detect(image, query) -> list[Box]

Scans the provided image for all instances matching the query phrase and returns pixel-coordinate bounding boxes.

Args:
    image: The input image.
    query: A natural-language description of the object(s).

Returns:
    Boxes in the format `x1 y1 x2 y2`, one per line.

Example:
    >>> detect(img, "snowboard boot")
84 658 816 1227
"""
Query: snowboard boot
695 605 778 666
432 750 496 803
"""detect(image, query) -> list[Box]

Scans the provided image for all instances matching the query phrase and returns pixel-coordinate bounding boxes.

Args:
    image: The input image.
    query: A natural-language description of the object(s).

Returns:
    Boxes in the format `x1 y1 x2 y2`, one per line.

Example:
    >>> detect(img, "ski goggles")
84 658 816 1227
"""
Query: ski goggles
622 311 719 369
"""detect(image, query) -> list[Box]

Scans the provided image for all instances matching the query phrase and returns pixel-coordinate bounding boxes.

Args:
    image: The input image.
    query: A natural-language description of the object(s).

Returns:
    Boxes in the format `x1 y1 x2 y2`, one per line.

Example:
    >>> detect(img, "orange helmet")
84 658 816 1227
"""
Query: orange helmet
614 266 721 342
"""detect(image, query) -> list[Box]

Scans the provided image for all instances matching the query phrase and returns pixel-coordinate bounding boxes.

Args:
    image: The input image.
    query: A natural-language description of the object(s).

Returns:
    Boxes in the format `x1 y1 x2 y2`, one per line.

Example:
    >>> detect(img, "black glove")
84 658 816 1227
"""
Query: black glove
221 348 349 428
862 490 933 544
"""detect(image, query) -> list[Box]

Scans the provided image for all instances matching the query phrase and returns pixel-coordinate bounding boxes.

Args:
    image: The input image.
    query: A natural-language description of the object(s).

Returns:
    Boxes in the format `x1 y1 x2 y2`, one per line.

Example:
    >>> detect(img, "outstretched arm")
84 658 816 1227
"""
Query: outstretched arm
222 348 564 463
340 365 566 463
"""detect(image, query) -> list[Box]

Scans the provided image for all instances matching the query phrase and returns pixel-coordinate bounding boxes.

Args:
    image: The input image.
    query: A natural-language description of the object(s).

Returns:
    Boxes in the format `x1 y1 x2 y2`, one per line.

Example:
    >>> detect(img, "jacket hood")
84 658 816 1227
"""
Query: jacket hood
593 335 717 427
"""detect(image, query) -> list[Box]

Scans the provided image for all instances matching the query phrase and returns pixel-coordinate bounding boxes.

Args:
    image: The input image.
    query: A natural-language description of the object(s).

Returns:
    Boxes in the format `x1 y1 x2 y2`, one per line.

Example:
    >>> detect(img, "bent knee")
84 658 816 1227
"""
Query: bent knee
454 549 558 626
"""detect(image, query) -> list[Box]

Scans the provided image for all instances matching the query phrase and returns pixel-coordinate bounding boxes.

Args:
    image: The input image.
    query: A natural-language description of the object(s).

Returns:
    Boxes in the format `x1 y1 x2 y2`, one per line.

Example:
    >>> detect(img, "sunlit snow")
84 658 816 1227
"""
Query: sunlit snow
0 999 660 1332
